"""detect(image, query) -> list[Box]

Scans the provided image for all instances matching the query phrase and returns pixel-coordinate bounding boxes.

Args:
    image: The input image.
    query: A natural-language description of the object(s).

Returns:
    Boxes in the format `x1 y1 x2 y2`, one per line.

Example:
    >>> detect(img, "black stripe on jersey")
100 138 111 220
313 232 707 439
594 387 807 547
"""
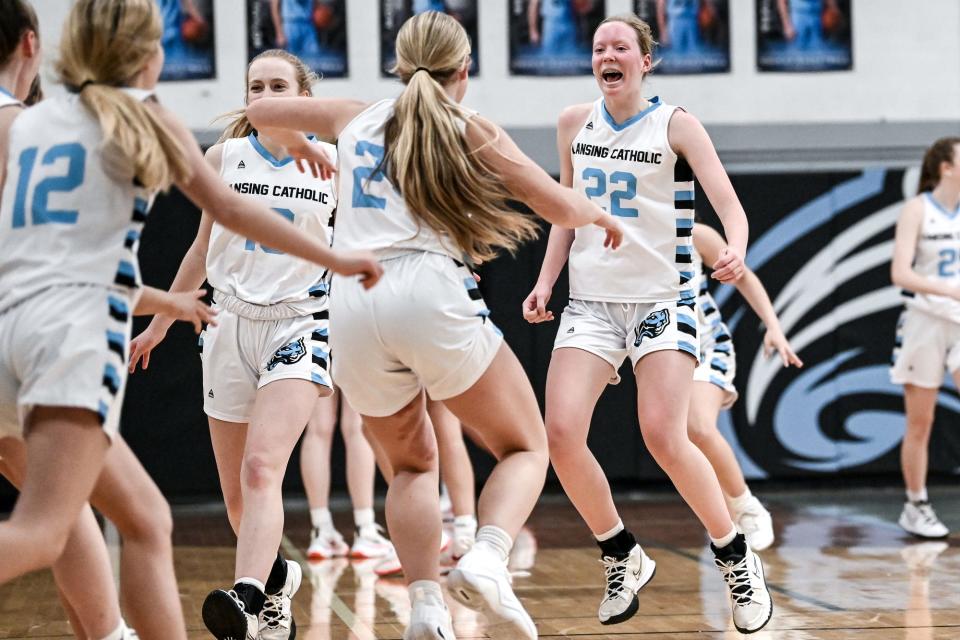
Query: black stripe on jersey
676 226 692 238
107 339 125 360
710 360 727 373
714 332 732 343
114 271 137 287
901 290 916 298
311 330 328 343
313 309 329 321
467 288 483 301
675 252 693 264
678 322 697 338
674 198 695 210
674 158 693 182
102 373 119 396
678 298 696 310
108 306 129 323
680 273 691 285
312 354 328 369
309 288 327 298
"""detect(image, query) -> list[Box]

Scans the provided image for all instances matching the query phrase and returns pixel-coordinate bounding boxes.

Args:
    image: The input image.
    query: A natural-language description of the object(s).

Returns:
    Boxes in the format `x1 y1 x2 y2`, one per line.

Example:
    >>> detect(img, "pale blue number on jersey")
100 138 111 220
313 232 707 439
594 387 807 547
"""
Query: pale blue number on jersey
11 142 86 228
938 248 959 277
352 140 386 210
581 167 639 218
245 208 295 254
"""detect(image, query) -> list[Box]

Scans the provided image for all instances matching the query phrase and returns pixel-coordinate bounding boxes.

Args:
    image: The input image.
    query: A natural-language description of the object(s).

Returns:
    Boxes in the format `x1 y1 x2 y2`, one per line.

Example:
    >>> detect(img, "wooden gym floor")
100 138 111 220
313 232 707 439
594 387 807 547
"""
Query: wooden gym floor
1 486 958 639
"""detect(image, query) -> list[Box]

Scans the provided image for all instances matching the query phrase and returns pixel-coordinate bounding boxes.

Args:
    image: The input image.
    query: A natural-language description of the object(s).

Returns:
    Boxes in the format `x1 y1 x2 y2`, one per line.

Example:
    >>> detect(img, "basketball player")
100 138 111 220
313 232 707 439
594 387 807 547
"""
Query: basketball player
889 136 960 540
689 222 803 552
0 5 379 640
246 11 622 638
522 13 772 634
129 48 361 640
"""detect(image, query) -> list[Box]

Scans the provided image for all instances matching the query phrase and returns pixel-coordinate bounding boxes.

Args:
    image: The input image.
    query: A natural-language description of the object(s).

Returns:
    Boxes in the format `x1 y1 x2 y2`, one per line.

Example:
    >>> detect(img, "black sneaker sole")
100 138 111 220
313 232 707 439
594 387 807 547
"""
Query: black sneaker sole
600 564 657 625
202 590 248 640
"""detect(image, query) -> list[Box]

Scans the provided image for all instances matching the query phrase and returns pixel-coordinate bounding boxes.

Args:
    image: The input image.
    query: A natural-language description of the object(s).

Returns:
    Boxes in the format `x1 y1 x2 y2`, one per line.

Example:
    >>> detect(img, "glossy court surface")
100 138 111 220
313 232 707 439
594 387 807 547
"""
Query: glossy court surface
1 487 958 639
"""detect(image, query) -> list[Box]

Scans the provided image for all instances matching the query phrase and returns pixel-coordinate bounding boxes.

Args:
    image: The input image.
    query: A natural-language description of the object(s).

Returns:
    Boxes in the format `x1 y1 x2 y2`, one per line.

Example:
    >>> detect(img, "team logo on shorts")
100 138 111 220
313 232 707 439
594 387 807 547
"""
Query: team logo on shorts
267 338 306 371
634 310 670 346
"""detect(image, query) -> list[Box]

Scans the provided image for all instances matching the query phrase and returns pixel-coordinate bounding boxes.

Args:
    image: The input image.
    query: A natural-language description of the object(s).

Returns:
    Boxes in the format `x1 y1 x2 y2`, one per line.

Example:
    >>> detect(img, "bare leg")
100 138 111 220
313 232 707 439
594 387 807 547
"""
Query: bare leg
901 384 938 494
91 437 187 640
542 348 620 534
634 352 732 538
209 418 248 535
429 399 475 517
442 344 549 539
362 393 441 583
0 408 109 583
341 398 377 511
364 421 394 483
0 439 118 639
687 382 748 499
301 395 336 512
234 379 317 582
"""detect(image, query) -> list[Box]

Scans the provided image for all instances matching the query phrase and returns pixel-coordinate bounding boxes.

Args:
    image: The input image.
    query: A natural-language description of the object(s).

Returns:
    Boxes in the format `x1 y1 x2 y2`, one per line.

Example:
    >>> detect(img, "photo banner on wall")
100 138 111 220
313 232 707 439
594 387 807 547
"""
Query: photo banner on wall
633 0 730 75
248 0 348 78
158 0 216 81
381 2 479 77
756 0 852 72
509 0 605 76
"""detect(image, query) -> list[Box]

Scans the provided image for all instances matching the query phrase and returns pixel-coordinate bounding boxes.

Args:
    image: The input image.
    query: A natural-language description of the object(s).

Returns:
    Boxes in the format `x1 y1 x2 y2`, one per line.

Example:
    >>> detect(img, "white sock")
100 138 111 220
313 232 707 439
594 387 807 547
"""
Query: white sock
96 621 126 640
727 488 754 514
710 525 738 549
474 525 512 563
311 507 333 529
354 507 375 529
235 576 266 593
408 579 444 604
454 514 477 534
594 519 625 542
907 488 928 503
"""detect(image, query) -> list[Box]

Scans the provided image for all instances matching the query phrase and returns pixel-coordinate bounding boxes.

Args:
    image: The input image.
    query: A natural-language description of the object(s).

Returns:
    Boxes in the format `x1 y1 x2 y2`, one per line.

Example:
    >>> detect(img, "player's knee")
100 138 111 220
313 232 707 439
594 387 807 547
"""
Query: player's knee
641 422 683 466
545 414 587 454
242 452 284 492
686 411 715 448
114 492 173 548
904 413 935 439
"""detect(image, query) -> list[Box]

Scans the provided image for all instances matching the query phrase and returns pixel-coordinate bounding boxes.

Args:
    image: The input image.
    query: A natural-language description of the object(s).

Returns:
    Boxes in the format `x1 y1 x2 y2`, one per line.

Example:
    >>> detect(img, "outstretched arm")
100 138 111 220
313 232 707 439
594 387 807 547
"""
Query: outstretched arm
670 109 747 283
694 223 801 367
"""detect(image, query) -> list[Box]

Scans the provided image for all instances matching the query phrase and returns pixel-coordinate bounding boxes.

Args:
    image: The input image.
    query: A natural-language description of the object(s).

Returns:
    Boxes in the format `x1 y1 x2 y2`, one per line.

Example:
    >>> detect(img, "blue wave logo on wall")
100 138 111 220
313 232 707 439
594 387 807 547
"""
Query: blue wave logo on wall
707 168 960 477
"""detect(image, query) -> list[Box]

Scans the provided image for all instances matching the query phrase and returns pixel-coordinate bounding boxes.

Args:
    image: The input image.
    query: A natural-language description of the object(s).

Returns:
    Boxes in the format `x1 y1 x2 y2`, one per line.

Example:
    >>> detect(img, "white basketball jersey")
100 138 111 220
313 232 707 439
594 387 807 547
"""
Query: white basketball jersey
333 99 462 259
0 90 154 313
904 192 960 322
0 87 22 109
206 134 336 309
568 97 696 304
691 245 730 349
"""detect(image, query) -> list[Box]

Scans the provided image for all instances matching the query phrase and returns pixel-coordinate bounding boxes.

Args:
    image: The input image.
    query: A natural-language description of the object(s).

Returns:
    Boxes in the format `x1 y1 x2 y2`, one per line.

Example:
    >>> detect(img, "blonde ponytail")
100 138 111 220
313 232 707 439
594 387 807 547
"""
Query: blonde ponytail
56 0 190 191
384 11 539 263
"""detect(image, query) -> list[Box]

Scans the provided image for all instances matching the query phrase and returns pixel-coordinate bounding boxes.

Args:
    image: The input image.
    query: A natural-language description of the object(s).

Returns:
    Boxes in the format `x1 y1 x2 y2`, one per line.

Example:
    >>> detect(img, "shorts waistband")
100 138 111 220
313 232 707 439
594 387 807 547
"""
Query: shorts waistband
213 291 324 320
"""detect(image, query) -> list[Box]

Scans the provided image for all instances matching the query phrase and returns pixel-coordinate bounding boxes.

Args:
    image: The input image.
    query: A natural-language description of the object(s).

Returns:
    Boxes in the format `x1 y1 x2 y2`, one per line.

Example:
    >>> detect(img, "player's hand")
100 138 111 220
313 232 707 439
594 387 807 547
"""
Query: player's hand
287 137 337 181
331 251 383 290
593 213 624 250
164 289 218 334
763 328 803 368
129 322 170 373
522 282 554 323
711 247 745 282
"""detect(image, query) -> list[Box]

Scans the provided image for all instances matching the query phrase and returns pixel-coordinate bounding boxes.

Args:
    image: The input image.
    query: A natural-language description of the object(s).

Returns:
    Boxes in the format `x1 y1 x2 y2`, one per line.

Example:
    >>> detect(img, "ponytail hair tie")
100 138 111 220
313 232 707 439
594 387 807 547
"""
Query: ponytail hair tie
414 67 431 75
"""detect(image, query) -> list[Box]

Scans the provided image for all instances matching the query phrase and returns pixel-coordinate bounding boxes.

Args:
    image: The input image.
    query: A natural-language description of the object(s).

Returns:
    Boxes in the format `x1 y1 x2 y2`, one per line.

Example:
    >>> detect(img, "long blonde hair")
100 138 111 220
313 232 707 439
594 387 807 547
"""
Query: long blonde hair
217 49 318 143
383 11 539 263
56 0 189 191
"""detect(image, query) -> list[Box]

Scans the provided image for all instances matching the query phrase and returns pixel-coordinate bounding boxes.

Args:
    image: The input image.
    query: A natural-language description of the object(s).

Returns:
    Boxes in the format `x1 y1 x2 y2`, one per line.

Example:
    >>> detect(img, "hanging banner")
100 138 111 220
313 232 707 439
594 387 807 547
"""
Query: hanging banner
158 0 216 81
381 1 480 77
633 0 730 75
247 0 349 78
756 0 853 72
509 0 605 77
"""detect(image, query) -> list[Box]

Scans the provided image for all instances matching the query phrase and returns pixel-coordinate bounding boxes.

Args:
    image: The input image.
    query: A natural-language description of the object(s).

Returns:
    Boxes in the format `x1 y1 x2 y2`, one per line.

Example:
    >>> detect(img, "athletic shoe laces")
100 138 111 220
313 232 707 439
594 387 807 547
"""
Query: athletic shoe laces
715 556 758 606
600 555 630 599
261 593 289 630
916 502 942 526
